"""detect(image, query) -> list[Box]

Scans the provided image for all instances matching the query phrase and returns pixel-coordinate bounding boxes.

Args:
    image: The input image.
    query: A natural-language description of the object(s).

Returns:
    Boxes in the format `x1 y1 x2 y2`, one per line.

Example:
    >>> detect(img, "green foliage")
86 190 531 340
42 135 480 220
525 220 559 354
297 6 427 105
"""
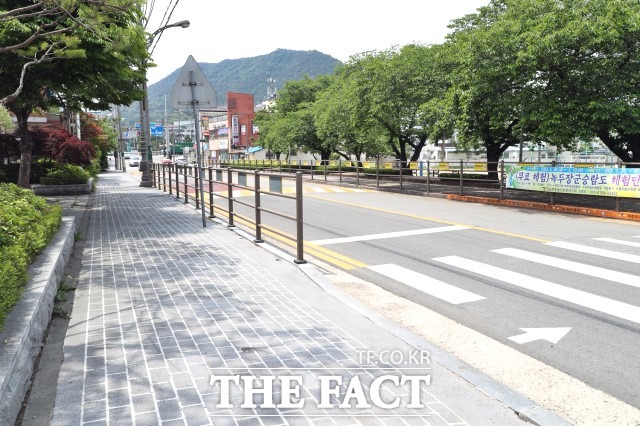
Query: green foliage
40 164 90 185
0 106 13 133
257 75 335 162
0 184 62 330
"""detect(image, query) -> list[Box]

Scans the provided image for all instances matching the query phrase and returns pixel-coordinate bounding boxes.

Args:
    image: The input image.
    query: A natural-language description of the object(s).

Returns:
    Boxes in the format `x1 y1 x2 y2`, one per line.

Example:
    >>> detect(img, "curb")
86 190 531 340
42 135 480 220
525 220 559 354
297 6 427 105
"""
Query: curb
31 178 94 196
0 217 76 425
218 215 571 426
298 265 572 426
446 194 640 221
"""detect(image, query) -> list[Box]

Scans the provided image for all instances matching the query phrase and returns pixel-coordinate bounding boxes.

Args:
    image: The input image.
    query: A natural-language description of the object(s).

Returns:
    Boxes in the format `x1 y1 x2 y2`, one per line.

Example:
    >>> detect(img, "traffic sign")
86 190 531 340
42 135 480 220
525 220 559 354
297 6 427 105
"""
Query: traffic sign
169 55 217 110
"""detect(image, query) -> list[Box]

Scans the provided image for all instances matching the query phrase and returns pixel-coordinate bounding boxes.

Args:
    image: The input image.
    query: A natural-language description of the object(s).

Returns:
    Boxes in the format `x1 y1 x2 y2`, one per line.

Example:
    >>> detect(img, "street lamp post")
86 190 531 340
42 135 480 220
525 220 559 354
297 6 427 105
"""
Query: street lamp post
138 20 190 187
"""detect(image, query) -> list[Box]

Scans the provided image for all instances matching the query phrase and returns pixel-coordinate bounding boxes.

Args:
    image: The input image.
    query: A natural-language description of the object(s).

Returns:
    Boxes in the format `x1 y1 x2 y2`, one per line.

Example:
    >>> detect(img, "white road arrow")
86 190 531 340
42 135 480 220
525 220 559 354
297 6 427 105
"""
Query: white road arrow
508 327 572 344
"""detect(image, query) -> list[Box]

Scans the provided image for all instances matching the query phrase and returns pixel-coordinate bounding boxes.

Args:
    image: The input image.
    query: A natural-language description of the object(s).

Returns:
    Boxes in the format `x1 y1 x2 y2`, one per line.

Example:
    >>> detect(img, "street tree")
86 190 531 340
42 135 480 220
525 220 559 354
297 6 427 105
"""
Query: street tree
313 65 388 165
0 0 148 186
261 75 334 163
0 0 145 105
512 0 640 163
343 44 448 167
444 0 543 178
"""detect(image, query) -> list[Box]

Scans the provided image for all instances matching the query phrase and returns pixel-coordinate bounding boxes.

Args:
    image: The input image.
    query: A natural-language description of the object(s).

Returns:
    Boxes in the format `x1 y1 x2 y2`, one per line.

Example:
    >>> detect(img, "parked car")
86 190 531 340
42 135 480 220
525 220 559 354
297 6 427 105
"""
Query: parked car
161 158 173 165
174 157 188 166
129 155 140 167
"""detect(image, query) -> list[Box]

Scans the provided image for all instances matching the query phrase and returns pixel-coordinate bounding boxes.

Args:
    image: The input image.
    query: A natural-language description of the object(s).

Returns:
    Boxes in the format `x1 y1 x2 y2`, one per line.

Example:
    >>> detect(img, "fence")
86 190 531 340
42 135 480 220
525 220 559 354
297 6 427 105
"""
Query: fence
212 158 640 212
151 164 306 264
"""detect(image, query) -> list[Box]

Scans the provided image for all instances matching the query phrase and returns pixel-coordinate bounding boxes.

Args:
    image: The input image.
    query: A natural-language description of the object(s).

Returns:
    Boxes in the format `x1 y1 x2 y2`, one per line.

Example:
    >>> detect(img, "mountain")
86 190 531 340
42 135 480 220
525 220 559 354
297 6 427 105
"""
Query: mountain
122 49 342 125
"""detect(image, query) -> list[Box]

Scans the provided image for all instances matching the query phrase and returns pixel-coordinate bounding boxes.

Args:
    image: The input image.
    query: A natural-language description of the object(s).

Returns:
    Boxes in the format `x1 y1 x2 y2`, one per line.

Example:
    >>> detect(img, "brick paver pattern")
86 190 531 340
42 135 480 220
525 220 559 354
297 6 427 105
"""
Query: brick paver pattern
72 174 468 426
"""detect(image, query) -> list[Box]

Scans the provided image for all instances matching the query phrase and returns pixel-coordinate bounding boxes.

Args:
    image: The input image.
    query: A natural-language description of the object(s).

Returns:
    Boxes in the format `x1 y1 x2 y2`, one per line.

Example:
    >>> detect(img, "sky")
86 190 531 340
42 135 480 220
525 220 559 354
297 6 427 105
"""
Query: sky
144 0 490 85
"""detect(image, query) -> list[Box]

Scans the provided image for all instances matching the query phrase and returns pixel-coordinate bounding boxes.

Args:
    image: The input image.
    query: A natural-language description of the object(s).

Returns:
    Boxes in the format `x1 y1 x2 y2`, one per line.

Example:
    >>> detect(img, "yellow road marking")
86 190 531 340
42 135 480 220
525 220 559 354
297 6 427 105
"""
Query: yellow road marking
209 189 550 271
305 194 550 244
219 212 367 270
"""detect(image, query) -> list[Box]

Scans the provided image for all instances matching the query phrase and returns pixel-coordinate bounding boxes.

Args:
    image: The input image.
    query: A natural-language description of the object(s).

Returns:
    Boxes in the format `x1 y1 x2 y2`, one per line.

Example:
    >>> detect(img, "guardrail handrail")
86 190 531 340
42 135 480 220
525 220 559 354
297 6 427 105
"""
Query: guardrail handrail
150 163 306 264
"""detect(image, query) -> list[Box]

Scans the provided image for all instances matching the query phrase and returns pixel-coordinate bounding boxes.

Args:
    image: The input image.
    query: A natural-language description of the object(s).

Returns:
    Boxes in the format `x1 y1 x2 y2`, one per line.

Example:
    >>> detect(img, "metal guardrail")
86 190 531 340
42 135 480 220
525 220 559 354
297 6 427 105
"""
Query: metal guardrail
208 159 640 213
151 164 306 264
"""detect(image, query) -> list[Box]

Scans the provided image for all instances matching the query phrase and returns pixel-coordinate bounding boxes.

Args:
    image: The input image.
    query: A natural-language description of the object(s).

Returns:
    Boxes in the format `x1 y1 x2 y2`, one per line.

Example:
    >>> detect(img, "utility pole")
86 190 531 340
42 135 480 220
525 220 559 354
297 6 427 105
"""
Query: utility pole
115 105 126 172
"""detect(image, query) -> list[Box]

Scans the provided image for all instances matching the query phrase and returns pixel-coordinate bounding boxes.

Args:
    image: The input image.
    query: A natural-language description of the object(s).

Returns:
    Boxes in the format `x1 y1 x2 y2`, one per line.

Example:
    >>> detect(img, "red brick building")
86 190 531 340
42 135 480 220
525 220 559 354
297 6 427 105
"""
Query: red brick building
203 92 258 161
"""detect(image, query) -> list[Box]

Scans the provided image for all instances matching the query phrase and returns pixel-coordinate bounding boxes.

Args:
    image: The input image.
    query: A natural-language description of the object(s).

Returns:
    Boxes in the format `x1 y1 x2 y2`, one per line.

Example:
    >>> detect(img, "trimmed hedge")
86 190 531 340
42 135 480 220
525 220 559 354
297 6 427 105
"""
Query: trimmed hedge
0 184 62 330
40 164 90 185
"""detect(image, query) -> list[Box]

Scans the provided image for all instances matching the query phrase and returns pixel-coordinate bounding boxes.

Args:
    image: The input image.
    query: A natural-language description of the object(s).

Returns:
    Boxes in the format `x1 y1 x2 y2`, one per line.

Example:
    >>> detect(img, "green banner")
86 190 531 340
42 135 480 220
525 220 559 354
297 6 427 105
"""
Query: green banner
504 165 640 198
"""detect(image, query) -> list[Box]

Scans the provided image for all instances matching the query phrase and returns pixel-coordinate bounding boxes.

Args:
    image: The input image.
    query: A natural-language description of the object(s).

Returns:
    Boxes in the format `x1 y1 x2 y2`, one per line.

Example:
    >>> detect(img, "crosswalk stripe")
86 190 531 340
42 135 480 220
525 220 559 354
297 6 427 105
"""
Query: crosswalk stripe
367 264 485 305
310 225 470 246
434 256 640 324
545 241 640 264
592 237 640 248
493 248 640 288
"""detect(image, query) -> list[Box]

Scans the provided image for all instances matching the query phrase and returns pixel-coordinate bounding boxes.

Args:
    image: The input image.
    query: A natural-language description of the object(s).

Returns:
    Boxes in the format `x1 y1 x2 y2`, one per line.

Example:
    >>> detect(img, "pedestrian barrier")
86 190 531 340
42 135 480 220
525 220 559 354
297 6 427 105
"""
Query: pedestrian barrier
213 158 640 213
150 164 306 264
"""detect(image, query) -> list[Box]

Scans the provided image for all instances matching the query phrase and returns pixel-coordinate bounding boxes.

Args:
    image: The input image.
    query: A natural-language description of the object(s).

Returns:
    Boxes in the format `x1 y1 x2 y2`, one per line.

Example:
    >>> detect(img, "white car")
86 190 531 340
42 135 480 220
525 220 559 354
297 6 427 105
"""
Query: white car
129 156 141 167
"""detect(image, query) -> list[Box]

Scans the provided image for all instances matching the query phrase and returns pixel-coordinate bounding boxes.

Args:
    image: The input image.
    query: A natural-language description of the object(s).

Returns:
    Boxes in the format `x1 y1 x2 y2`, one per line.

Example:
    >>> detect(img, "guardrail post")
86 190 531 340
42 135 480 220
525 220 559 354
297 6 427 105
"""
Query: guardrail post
161 165 166 191
294 172 306 264
183 166 188 204
499 161 504 200
227 167 235 227
194 166 200 209
175 165 180 199
459 160 464 195
208 167 215 218
399 160 403 190
427 160 431 193
254 171 263 243
168 165 173 195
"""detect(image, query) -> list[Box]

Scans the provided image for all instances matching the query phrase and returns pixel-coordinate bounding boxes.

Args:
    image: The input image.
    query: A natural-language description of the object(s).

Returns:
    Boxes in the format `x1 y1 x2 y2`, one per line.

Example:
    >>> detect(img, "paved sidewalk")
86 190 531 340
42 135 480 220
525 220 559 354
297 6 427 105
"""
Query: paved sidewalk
49 172 547 425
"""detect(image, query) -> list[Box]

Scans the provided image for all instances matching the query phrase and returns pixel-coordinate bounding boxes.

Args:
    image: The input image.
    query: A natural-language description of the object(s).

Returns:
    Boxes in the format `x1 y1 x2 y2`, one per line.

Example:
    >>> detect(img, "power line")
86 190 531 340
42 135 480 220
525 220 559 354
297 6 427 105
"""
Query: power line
149 0 182 55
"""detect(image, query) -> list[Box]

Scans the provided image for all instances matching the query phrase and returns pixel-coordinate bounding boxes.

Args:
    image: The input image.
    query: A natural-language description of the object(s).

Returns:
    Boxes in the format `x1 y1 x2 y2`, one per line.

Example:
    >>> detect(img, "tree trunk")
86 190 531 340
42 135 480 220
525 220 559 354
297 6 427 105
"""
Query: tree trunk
485 141 503 181
16 108 33 188
597 129 638 166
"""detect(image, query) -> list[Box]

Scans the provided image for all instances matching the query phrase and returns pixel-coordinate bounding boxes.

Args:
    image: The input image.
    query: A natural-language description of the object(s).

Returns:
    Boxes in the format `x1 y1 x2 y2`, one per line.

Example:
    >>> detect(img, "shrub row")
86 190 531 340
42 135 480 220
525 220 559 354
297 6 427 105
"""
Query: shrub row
0 184 62 330
40 164 90 185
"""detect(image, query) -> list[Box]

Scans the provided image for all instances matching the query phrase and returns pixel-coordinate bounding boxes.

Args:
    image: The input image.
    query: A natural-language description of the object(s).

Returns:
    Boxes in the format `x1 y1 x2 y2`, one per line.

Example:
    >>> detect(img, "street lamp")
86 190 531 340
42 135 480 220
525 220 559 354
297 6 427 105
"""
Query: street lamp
138 19 190 187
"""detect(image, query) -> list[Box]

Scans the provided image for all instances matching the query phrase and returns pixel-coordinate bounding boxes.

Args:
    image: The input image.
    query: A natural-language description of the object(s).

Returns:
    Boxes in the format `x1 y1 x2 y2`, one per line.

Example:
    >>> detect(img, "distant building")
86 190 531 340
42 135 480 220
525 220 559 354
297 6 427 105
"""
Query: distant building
200 92 258 161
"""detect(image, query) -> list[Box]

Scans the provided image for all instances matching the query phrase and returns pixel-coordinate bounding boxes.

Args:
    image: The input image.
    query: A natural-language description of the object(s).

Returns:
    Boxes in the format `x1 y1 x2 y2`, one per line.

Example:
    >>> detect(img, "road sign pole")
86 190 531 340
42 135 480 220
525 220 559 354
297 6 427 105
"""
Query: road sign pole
170 56 218 228
189 70 207 227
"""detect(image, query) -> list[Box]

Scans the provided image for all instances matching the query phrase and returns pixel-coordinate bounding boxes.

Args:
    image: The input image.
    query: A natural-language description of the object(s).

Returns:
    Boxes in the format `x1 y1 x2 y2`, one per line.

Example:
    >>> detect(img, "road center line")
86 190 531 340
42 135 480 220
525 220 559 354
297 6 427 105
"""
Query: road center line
368 264 485 304
493 248 640 288
305 194 550 243
434 255 640 324
310 225 471 246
